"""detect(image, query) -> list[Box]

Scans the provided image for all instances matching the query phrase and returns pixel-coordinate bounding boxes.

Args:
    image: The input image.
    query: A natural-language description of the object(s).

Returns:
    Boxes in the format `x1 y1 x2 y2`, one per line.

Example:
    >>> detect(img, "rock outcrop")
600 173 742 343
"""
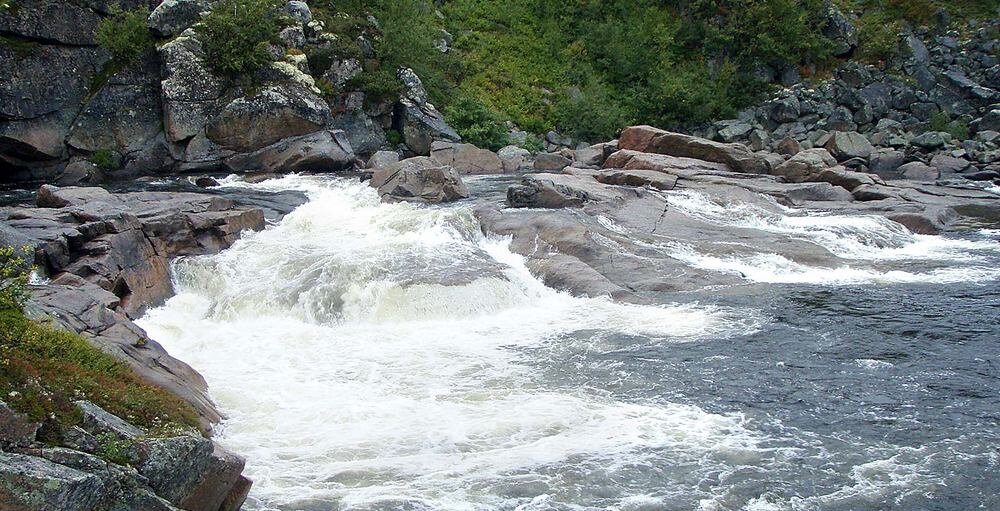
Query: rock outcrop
0 2 461 185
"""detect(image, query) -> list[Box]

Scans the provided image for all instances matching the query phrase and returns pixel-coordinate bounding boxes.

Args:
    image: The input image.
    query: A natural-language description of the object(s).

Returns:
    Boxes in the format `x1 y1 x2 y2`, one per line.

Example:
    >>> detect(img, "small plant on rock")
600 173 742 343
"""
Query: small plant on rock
89 148 121 172
95 6 153 64
0 246 31 312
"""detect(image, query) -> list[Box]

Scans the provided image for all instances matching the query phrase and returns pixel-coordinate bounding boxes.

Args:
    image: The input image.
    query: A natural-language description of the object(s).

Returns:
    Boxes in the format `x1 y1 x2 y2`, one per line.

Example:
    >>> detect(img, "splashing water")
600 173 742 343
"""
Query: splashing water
139 175 1000 510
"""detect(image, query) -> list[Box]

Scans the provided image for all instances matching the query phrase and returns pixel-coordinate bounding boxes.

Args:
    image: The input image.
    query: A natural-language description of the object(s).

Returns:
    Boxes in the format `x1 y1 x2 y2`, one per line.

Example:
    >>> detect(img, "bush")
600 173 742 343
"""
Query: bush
89 148 121 171
444 94 510 151
95 6 153 64
856 12 903 64
0 246 31 312
929 111 970 140
198 0 281 76
520 136 544 153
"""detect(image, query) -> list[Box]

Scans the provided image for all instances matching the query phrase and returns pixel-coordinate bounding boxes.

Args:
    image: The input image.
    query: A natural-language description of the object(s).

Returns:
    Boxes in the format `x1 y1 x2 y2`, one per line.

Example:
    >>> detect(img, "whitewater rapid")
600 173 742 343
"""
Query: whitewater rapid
138 175 1000 510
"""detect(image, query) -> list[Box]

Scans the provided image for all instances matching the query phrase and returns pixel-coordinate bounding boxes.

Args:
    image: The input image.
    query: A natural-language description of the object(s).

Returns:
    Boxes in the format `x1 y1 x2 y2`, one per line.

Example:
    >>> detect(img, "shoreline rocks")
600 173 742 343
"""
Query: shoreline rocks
0 183 311 511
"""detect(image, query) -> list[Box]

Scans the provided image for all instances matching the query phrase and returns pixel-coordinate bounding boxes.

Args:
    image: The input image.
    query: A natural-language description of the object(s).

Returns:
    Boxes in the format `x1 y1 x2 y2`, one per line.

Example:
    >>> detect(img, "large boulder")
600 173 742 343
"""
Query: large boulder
0 400 41 449
823 131 875 162
822 5 858 57
618 125 774 174
497 145 532 172
430 141 503 174
533 152 572 172
0 453 106 511
134 435 249 511
370 156 469 203
158 30 227 143
207 84 333 152
772 148 838 182
507 175 591 209
224 130 355 173
897 161 940 181
148 0 212 37
398 100 461 155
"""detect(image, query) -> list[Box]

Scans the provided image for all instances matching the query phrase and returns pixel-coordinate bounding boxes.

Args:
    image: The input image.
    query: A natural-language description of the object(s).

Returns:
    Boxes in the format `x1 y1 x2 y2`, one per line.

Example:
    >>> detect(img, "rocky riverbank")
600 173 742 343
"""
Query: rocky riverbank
0 184 305 511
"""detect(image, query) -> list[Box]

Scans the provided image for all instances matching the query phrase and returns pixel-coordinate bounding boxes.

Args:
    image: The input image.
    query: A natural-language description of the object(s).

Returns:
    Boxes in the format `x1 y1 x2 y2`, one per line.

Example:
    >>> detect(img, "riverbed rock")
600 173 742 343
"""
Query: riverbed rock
533 153 572 172
618 125 775 174
497 145 532 172
398 100 461 155
823 131 875 162
898 161 940 181
430 141 503 174
772 148 838 182
134 434 248 511
370 156 469 203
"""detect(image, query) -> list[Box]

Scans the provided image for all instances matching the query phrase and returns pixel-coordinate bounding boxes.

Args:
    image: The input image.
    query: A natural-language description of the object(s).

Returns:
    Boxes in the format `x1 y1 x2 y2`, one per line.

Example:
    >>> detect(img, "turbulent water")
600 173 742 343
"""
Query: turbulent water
138 175 1000 511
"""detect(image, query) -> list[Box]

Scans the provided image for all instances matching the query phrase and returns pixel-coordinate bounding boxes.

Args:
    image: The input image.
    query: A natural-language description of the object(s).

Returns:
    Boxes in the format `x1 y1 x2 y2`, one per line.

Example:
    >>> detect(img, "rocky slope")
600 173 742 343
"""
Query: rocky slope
0 183 307 511
0 0 458 185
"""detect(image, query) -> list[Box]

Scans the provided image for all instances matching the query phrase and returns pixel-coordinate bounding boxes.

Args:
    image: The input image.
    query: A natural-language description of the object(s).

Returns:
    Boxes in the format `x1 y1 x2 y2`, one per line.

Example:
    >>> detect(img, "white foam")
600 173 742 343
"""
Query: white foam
139 176 763 510
664 189 998 262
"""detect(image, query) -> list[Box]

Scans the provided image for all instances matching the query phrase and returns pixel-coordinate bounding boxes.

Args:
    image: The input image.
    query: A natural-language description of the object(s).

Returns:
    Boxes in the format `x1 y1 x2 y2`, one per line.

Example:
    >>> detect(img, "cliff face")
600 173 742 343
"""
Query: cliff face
0 0 459 185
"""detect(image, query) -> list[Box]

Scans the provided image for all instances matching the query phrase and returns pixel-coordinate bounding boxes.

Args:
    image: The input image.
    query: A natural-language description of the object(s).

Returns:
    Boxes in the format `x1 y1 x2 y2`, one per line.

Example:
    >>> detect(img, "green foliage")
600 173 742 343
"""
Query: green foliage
312 0 455 104
95 432 134 465
0 307 201 439
89 148 121 172
521 136 544 153
444 93 509 151
0 246 31 312
315 78 337 99
198 0 281 76
95 6 153 64
386 129 402 146
856 10 904 63
929 111 970 140
442 0 831 141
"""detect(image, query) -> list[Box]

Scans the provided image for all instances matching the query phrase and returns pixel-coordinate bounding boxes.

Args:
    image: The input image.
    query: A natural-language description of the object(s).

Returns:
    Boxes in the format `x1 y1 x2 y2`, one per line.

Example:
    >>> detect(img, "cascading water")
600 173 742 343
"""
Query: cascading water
139 175 1000 511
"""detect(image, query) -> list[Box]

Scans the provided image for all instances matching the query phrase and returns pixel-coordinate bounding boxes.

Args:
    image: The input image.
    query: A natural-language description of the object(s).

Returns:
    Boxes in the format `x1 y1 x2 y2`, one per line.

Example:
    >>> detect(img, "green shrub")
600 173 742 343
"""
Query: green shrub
95 6 153 64
315 78 337 99
198 0 281 76
0 246 31 312
928 111 971 140
89 148 121 172
386 129 402 146
95 432 134 465
520 136 544 153
444 94 509 151
856 12 903 64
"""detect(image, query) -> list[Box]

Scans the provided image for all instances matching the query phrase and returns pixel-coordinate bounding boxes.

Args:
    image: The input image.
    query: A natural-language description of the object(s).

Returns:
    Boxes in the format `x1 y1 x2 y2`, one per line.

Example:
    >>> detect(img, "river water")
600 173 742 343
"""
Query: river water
138 175 1000 511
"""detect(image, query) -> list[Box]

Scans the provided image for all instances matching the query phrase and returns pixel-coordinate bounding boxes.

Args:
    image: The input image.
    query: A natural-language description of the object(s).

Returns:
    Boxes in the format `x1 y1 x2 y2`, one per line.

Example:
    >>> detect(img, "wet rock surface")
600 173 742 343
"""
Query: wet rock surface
478 129 1000 301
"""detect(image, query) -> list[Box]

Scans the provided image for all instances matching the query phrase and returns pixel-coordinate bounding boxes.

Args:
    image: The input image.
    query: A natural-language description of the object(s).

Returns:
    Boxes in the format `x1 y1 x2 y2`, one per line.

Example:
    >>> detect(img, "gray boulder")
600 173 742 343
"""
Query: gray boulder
772 148 838 182
823 6 858 57
74 401 144 441
0 400 41 448
284 1 313 23
0 0 101 45
497 145 532 172
158 30 227 143
534 153 572 172
370 156 469 203
207 83 333 152
823 131 875 161
134 435 249 511
898 161 940 181
224 130 356 173
430 141 503 174
368 150 400 169
148 0 211 37
910 131 949 150
930 154 972 174
0 453 106 511
869 148 906 176
399 100 461 155
618 125 774 174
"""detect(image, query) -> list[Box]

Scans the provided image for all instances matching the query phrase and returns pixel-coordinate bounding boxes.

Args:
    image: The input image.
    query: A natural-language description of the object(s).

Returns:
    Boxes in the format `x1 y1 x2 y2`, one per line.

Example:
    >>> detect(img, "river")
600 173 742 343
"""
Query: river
138 174 1000 511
